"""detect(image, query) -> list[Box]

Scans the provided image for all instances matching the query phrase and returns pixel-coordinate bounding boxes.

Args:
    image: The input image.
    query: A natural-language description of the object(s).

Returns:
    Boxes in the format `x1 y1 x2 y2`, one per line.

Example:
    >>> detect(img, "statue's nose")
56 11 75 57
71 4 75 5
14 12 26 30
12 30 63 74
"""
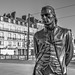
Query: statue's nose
43 15 47 19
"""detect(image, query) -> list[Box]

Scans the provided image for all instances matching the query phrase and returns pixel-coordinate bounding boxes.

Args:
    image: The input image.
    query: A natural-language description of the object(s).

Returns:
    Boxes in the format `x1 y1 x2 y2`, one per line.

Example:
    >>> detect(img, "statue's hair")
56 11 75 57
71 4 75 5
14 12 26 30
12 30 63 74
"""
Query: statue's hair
41 5 58 24
41 5 55 14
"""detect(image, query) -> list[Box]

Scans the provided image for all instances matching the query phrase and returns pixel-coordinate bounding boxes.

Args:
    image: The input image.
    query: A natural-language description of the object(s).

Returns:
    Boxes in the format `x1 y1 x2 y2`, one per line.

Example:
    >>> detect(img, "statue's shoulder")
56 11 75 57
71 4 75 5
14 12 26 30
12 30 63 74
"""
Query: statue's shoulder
34 29 44 38
58 26 71 33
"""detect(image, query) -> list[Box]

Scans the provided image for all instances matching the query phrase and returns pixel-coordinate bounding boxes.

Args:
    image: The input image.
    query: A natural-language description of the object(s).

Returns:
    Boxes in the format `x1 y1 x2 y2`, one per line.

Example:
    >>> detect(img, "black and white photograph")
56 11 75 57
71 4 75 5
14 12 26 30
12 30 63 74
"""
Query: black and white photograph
0 0 75 75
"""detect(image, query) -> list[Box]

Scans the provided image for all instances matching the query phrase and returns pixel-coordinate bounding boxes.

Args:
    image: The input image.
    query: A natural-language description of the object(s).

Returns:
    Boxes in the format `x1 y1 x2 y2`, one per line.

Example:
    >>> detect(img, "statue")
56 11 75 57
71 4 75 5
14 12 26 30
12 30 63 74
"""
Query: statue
33 5 73 75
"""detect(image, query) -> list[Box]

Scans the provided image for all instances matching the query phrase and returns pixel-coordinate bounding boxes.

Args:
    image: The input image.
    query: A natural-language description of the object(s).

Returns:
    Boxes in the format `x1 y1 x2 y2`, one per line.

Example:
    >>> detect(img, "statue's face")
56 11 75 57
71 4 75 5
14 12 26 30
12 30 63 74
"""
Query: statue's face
41 8 55 27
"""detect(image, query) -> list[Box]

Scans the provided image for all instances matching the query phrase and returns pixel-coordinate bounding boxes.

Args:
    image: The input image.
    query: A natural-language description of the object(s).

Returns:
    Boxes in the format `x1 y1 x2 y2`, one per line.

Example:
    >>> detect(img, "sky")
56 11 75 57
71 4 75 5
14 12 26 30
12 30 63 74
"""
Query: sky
0 0 75 38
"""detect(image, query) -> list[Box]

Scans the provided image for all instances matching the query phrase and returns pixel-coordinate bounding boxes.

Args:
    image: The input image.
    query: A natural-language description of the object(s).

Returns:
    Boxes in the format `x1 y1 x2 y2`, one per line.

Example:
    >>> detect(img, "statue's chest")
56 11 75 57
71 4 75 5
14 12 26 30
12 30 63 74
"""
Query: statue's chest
38 31 65 56
38 31 65 45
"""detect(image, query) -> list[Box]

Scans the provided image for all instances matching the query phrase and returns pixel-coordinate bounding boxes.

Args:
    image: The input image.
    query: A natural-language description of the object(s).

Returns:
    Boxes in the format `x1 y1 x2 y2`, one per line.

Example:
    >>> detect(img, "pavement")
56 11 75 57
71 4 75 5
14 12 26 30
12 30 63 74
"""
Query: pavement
0 63 34 75
0 59 35 75
0 59 35 64
0 59 74 75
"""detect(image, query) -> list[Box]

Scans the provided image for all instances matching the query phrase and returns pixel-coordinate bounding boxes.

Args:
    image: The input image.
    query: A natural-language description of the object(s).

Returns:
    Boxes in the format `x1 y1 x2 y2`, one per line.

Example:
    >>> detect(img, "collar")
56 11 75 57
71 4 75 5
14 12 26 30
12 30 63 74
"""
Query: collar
43 25 59 33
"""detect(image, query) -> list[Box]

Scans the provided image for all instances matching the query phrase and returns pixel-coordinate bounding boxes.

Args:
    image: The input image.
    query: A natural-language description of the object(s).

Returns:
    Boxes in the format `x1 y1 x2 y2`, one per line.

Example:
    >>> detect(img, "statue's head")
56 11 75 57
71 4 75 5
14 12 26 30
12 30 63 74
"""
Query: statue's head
41 5 57 29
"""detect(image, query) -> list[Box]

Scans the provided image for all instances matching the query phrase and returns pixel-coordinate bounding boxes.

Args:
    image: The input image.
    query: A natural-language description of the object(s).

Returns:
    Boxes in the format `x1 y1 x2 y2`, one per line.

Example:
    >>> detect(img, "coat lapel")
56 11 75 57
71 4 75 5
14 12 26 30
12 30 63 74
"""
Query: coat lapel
54 26 67 74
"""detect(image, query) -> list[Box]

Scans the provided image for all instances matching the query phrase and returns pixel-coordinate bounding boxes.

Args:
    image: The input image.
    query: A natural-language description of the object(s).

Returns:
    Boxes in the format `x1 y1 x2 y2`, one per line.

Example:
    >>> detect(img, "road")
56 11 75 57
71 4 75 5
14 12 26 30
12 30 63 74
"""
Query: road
0 60 74 75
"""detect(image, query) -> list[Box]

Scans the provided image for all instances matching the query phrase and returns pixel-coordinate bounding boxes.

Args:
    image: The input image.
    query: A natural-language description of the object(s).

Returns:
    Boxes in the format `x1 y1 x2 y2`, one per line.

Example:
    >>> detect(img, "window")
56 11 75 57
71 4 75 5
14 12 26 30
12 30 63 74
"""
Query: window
17 42 21 46
1 41 4 45
0 41 1 45
17 27 21 32
12 26 16 31
24 22 27 26
18 49 21 55
13 33 16 40
3 18 8 22
11 19 14 23
0 41 4 45
34 24 37 28
16 20 18 24
74 39 75 44
20 22 22 25
8 33 11 39
8 41 12 46
0 23 4 29
4 23 10 30
21 34 25 40
17 34 21 40
22 42 25 47
29 24 32 27
13 41 16 47
0 32 4 38
8 25 11 30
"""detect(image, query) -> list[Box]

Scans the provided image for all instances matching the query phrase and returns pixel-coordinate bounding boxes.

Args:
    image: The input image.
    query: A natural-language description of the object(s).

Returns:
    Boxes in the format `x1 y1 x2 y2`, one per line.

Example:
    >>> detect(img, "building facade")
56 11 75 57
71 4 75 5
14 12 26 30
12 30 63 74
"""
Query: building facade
0 16 44 59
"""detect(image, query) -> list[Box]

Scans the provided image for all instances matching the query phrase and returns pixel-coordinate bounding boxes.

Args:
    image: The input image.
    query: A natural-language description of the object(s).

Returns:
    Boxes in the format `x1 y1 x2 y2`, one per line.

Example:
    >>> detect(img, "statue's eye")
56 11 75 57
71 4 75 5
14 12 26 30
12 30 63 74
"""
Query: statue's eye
41 14 49 17
41 13 53 18
44 14 49 16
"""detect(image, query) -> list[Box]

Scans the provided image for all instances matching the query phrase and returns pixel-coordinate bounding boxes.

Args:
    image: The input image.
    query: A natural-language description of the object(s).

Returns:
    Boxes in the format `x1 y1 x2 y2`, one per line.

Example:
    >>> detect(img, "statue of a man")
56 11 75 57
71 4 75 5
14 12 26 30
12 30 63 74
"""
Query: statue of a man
33 5 73 75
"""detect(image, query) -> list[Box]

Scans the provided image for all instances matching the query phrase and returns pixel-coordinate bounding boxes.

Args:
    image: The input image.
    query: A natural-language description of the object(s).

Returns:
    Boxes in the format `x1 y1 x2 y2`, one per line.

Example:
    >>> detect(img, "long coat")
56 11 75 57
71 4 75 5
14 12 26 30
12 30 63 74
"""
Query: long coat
33 26 73 75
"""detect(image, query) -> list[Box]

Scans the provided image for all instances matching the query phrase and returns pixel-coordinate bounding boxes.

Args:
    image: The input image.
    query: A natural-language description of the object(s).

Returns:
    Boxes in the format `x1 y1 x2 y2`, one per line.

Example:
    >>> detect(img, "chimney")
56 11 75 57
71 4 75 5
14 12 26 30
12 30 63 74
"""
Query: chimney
22 15 26 20
11 11 16 19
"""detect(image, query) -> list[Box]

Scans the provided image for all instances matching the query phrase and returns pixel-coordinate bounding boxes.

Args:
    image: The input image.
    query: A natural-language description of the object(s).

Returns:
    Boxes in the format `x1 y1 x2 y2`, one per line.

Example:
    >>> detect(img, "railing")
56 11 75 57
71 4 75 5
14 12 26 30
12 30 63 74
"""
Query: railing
0 55 35 60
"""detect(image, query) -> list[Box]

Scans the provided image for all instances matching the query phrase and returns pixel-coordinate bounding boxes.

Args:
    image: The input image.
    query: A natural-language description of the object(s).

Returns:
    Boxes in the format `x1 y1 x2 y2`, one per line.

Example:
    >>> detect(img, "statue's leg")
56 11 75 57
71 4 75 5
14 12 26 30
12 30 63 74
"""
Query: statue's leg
33 64 44 75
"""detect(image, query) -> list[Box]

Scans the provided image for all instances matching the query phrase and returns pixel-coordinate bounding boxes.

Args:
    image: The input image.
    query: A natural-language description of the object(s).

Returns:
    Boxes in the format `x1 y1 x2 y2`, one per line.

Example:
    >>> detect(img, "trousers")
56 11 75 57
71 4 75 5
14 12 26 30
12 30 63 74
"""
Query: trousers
33 64 67 75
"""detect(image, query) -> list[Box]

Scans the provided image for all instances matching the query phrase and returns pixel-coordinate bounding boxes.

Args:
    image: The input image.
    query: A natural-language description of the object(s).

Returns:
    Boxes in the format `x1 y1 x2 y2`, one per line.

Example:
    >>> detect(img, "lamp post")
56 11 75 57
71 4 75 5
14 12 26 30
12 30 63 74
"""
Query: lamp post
27 13 30 60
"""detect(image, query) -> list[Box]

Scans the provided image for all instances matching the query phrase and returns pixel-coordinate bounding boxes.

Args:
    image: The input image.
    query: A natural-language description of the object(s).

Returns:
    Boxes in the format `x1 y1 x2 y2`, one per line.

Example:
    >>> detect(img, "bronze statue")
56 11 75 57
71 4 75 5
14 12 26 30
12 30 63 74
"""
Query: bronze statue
33 5 73 75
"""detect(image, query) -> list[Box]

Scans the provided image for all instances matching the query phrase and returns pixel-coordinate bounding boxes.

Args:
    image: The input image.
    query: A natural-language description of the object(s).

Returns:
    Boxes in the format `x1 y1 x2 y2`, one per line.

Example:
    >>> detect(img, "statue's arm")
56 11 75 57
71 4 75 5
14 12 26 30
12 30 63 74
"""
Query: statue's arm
34 34 39 59
65 29 74 66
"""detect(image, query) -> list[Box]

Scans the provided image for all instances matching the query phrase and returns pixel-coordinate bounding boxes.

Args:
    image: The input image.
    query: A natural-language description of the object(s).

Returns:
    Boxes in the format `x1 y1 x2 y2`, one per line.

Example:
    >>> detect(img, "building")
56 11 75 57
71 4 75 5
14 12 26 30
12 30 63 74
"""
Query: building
0 15 44 60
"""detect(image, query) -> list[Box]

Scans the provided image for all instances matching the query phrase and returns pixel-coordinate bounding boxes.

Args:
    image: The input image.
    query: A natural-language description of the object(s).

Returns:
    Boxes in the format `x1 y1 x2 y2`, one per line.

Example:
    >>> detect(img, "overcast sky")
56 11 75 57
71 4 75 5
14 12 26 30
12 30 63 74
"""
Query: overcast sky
0 0 75 38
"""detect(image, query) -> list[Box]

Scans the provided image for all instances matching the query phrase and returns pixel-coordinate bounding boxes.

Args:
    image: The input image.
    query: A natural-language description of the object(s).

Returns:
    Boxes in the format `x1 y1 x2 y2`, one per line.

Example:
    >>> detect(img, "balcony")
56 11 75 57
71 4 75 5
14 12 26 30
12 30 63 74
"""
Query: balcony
0 36 4 39
0 28 26 35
